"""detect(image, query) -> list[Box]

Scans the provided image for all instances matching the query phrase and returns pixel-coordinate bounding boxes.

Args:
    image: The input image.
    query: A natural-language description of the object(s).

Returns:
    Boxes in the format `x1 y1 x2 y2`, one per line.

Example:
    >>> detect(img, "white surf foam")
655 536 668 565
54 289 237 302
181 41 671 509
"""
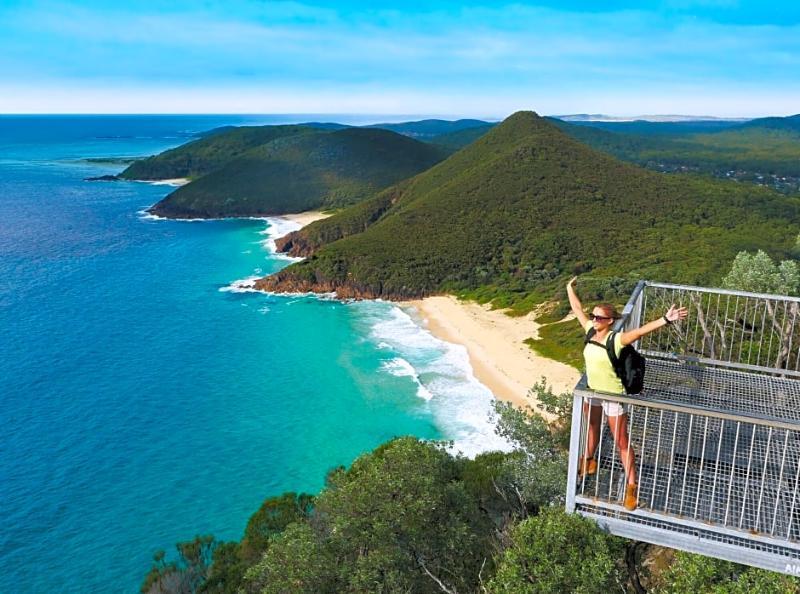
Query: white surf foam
218 276 261 293
382 357 434 401
134 178 189 187
220 218 309 292
258 217 304 262
136 208 216 222
356 302 513 457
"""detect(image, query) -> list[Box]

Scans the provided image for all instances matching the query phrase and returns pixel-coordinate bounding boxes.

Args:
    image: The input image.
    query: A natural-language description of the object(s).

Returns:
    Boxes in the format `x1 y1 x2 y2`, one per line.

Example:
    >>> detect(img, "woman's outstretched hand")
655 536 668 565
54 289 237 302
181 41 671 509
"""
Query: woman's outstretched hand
665 304 689 323
567 276 578 289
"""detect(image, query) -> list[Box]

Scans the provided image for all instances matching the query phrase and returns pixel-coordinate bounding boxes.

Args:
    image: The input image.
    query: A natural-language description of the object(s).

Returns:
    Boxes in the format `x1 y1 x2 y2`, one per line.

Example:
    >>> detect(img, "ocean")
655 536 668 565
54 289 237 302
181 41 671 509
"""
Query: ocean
0 115 508 593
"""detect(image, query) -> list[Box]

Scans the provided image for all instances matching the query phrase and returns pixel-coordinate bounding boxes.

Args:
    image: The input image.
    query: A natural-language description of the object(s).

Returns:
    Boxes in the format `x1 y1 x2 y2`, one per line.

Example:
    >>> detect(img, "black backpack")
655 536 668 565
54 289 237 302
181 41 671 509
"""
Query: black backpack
585 328 646 395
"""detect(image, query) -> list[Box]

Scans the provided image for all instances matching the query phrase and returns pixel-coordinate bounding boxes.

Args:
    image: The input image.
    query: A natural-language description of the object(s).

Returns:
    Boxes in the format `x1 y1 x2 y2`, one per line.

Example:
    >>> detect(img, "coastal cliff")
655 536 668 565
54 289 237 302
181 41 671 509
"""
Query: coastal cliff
272 231 313 258
273 184 404 257
253 269 432 300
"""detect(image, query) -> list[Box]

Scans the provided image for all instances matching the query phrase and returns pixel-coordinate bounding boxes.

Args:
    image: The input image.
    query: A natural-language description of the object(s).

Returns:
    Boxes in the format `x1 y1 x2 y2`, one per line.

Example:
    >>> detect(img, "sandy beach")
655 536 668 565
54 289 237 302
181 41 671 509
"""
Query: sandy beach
143 178 190 186
279 211 332 227
403 296 580 418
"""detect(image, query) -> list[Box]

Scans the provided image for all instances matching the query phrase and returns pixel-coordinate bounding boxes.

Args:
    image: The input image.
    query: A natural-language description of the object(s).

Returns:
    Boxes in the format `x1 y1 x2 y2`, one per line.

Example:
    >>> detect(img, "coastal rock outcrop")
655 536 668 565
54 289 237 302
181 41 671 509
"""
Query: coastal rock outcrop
273 231 315 258
253 270 430 301
84 174 119 182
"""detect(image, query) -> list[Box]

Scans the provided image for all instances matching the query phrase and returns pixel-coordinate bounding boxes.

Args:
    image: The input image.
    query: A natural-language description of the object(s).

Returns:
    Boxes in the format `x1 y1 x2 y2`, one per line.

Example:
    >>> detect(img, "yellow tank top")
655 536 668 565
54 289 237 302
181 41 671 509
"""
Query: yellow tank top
583 320 624 394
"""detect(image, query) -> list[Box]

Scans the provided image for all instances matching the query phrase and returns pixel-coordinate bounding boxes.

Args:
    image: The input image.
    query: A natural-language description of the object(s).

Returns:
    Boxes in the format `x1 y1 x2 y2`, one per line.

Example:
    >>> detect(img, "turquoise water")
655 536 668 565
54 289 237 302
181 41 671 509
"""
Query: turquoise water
0 116 506 593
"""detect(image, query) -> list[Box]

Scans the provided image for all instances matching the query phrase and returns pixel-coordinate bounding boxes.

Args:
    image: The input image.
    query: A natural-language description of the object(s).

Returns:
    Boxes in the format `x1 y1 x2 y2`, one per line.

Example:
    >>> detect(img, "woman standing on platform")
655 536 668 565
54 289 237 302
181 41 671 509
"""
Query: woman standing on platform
566 277 687 510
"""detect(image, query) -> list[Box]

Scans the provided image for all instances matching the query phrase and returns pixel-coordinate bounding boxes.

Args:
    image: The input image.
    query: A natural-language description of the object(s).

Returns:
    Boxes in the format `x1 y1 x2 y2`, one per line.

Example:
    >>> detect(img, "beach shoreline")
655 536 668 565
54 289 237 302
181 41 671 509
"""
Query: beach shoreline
138 177 190 186
276 210 332 227
260 210 580 419
400 296 580 419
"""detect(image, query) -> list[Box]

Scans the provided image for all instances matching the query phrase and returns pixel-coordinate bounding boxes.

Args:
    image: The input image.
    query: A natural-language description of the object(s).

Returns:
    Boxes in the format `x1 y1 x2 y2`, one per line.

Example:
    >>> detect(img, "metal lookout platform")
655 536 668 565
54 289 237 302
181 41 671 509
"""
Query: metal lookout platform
565 280 800 575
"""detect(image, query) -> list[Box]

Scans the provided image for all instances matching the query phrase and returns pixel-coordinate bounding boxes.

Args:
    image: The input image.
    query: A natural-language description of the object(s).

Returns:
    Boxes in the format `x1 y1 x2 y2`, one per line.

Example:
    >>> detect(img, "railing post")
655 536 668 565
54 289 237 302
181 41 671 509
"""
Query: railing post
565 391 585 513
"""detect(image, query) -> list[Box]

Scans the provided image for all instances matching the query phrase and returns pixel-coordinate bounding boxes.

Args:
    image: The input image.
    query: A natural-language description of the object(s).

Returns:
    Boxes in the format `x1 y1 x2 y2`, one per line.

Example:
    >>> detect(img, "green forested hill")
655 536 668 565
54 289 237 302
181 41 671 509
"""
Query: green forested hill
739 114 800 132
554 115 800 188
148 127 451 218
119 125 318 180
428 123 497 149
366 118 492 139
256 111 800 307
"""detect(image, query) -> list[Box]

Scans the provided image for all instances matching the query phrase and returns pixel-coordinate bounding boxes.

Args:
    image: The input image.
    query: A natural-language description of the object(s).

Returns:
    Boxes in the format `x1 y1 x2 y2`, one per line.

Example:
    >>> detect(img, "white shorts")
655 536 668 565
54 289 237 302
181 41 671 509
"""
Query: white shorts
587 397 625 417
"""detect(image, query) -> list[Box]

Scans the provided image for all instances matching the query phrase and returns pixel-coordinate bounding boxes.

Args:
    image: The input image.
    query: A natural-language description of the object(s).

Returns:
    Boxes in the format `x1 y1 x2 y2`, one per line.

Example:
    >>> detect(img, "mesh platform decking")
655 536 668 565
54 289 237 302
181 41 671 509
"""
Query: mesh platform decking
566 281 800 575
643 359 800 425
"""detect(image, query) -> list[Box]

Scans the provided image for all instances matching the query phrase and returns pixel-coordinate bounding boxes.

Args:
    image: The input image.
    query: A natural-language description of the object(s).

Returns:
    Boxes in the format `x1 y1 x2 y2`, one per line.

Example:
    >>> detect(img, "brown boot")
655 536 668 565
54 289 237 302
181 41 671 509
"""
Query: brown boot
624 484 638 511
578 457 597 476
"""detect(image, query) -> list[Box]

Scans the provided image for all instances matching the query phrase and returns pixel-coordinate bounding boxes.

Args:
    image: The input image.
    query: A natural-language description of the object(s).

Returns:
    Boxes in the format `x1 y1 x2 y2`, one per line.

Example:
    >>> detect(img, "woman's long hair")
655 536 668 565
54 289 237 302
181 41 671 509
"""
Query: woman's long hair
595 303 621 319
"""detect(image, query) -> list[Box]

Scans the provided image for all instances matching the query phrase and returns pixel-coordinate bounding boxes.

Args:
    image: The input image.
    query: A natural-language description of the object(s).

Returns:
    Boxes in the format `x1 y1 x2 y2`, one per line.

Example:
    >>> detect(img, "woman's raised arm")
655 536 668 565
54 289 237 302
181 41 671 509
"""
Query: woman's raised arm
620 304 688 346
566 277 590 328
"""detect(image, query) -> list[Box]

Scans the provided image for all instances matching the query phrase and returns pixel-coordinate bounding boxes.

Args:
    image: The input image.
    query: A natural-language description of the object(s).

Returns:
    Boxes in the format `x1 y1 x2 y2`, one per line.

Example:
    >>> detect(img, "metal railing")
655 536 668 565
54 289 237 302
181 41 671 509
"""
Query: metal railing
637 281 800 378
566 281 800 575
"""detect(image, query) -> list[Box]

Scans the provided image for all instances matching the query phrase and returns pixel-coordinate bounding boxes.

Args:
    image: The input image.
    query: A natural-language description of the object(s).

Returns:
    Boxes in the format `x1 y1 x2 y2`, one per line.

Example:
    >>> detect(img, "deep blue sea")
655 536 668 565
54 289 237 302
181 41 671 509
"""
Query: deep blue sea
0 115 506 593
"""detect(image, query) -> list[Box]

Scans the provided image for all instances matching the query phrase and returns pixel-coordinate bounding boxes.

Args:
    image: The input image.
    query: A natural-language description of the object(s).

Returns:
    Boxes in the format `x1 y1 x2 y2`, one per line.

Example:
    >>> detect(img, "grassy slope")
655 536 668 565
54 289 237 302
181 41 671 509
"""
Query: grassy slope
119 125 318 180
265 111 800 304
149 128 451 218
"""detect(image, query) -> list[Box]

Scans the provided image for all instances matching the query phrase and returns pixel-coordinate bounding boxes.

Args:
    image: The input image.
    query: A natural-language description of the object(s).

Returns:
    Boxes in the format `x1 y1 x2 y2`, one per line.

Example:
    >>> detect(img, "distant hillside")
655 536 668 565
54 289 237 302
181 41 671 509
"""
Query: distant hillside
148 128 450 218
256 111 800 307
739 114 800 132
555 114 747 123
552 115 800 191
120 125 317 180
366 119 492 139
560 119 744 136
428 124 496 149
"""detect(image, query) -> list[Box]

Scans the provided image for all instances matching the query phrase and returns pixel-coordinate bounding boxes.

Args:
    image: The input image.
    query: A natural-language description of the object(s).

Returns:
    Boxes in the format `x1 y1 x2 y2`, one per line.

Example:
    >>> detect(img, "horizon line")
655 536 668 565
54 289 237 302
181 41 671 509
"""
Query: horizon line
0 112 782 120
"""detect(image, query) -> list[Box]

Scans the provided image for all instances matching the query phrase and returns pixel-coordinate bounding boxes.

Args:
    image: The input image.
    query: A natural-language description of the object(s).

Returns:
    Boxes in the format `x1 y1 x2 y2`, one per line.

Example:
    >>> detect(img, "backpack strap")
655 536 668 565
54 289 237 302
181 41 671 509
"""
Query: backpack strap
605 331 620 371
584 327 597 344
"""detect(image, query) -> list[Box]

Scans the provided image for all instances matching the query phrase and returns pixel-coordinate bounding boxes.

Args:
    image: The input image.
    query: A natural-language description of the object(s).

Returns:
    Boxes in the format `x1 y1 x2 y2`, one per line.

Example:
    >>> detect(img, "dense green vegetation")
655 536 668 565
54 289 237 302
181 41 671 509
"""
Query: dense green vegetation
565 121 800 178
554 116 800 191
428 123 497 149
527 321 584 371
117 114 800 221
149 128 450 218
402 115 800 186
120 125 319 181
142 382 798 593
260 111 800 307
366 118 492 139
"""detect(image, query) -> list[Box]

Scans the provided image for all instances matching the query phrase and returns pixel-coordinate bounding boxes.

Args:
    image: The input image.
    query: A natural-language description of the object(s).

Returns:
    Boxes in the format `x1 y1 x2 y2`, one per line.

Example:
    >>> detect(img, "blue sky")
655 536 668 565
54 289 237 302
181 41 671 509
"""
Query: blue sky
1 1 798 116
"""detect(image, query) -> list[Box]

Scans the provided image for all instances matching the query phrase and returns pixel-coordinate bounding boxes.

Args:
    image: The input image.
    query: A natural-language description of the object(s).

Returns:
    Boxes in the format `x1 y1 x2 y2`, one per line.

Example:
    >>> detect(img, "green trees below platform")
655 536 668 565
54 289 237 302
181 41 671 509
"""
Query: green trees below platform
140 381 799 593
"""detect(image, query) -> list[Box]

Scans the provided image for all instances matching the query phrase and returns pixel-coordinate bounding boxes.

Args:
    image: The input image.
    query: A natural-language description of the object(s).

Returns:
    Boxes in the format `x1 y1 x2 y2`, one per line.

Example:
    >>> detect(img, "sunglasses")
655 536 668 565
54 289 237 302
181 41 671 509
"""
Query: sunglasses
589 313 613 321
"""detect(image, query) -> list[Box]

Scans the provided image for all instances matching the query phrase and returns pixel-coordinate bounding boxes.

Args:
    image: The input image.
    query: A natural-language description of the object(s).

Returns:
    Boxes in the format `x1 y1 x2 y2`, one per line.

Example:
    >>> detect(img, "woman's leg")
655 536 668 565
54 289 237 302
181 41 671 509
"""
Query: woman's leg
583 402 602 459
608 413 637 486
